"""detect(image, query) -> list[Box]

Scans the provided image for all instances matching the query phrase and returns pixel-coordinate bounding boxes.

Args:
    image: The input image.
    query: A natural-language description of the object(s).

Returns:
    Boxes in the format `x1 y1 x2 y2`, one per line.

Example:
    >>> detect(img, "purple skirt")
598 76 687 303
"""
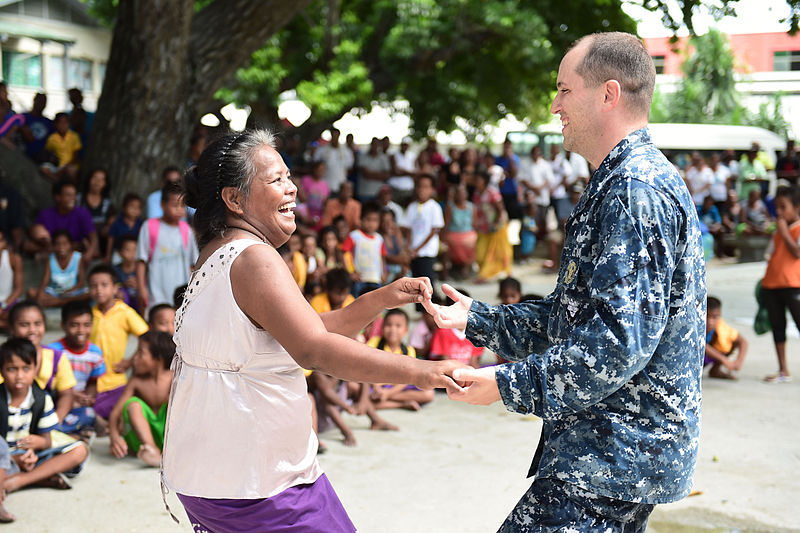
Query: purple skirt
177 474 356 533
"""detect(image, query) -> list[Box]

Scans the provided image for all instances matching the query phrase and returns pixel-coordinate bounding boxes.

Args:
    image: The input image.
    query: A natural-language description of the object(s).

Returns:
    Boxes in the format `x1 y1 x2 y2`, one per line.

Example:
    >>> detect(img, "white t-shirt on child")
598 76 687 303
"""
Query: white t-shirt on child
401 199 444 258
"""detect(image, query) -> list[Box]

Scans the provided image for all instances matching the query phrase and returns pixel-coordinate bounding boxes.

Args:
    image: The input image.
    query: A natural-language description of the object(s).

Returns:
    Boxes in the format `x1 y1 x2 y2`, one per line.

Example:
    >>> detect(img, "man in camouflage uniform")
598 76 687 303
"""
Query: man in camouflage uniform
424 32 705 532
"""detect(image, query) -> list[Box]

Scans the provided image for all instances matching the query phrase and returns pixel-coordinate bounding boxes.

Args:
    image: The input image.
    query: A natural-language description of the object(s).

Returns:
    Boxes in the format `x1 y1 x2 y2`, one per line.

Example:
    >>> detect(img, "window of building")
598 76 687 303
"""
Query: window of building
1 51 42 87
48 55 65 89
774 51 800 71
68 58 93 92
651 55 666 75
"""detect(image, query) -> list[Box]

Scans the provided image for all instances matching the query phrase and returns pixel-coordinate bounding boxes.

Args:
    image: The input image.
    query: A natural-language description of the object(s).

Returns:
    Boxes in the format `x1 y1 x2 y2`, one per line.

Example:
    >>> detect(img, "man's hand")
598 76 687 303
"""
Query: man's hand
421 284 473 330
447 366 502 405
379 277 433 308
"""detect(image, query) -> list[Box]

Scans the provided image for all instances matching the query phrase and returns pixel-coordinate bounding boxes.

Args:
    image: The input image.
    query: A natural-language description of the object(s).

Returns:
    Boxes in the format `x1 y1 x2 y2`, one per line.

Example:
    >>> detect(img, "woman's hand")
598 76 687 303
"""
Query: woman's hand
421 284 472 330
379 277 434 309
413 359 469 394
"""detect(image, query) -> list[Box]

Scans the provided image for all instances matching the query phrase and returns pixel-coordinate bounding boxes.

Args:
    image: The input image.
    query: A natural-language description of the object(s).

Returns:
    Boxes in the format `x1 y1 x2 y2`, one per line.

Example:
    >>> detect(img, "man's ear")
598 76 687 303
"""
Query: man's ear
221 187 244 215
602 79 621 111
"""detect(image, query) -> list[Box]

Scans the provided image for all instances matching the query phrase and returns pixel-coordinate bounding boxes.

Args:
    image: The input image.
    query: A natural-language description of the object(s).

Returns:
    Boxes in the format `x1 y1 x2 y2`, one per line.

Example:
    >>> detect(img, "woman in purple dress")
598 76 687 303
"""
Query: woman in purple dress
161 129 464 532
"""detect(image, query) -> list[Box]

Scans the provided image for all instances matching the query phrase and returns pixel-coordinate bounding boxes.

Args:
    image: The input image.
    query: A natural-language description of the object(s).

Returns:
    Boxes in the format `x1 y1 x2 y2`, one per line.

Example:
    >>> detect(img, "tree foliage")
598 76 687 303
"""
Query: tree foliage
219 0 637 139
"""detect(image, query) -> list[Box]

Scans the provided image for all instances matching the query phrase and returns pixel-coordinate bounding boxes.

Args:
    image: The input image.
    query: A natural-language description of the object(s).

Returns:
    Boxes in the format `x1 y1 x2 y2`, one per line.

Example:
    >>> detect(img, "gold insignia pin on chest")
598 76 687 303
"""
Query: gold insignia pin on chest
564 260 577 285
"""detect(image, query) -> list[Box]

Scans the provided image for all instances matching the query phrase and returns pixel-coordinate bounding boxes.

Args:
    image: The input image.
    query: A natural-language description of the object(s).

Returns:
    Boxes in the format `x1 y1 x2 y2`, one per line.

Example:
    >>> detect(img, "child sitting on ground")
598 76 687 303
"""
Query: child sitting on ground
429 289 484 368
148 303 175 336
0 231 23 330
705 296 748 379
368 309 434 411
87 265 149 424
108 331 174 467
309 268 355 314
28 230 89 308
113 236 141 313
46 301 105 436
6 301 76 423
409 295 441 360
0 338 88 497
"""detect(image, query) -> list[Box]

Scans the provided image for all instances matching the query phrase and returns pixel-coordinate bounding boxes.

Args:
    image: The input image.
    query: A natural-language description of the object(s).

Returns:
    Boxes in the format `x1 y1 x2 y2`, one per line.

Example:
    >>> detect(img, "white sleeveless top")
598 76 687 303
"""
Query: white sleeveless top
161 239 322 499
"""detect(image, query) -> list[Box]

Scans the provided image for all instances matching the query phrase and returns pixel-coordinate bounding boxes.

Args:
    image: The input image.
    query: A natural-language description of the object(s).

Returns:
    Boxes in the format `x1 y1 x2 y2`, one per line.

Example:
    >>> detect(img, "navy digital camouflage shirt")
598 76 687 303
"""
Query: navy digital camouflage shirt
466 128 706 504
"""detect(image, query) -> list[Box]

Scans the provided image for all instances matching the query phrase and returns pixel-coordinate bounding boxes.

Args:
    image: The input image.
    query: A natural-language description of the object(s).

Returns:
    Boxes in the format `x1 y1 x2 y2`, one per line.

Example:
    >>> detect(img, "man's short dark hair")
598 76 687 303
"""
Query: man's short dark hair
416 173 435 188
361 201 382 219
384 308 409 326
0 338 37 367
53 112 69 123
573 32 656 117
325 268 352 293
775 185 800 207
162 181 184 203
62 299 93 323
52 178 77 196
707 296 721 312
88 263 118 284
118 234 138 248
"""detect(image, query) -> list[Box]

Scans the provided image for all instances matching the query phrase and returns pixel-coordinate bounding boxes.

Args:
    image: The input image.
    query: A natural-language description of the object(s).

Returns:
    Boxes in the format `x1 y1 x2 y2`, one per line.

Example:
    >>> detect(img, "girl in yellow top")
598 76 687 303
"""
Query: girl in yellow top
368 309 434 411
762 186 800 383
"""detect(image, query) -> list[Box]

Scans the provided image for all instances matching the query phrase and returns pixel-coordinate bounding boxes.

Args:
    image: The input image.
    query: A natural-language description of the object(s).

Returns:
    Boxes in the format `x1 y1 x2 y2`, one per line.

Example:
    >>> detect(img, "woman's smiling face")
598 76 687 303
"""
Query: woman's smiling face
240 146 297 246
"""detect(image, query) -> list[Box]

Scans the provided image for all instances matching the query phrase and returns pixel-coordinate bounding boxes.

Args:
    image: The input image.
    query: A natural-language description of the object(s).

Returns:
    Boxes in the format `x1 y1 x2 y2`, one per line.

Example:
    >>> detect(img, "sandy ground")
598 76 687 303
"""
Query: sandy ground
2 260 799 532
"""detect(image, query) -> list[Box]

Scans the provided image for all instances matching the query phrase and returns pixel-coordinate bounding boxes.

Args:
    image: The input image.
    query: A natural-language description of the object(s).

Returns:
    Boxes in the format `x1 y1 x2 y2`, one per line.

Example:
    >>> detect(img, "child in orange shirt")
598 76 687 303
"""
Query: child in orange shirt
761 186 800 383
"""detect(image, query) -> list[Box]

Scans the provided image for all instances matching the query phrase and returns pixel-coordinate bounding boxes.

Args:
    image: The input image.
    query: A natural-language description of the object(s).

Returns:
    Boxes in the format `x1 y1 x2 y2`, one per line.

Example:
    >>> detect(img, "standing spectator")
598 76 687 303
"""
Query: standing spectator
709 153 732 214
422 138 445 167
136 182 199 310
345 132 360 188
739 145 768 200
342 203 386 296
776 139 800 185
443 184 476 280
42 113 81 182
358 138 391 201
495 139 521 220
300 161 330 230
567 150 591 185
31 179 97 259
320 181 361 230
146 166 182 220
473 172 512 283
401 175 444 292
66 88 94 153
389 137 417 204
460 147 482 196
20 93 54 163
761 186 800 383
314 129 353 193
376 185 403 223
686 152 713 206
519 145 553 241
548 144 574 225
0 82 23 148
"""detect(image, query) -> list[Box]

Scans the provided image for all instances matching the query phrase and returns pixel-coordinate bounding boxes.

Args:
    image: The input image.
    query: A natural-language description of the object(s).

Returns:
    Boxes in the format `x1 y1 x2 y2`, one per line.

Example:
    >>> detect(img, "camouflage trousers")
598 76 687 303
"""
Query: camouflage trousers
497 477 654 533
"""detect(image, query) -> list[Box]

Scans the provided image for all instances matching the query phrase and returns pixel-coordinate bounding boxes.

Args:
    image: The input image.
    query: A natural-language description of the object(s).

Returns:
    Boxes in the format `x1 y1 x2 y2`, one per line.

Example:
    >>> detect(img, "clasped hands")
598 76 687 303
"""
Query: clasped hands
387 278 500 406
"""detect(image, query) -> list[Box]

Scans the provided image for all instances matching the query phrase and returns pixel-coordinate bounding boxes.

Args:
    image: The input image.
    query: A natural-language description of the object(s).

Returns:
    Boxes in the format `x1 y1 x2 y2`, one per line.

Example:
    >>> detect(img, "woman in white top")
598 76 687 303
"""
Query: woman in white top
161 130 464 532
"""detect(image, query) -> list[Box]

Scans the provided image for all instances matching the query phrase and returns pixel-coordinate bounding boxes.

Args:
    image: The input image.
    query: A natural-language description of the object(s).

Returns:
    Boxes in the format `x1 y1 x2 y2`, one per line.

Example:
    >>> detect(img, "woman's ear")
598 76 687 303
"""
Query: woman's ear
221 187 244 215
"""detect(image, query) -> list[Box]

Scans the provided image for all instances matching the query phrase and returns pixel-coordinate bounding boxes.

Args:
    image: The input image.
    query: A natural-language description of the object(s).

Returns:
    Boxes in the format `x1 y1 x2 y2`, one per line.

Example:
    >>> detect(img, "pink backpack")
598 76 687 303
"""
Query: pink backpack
147 218 190 262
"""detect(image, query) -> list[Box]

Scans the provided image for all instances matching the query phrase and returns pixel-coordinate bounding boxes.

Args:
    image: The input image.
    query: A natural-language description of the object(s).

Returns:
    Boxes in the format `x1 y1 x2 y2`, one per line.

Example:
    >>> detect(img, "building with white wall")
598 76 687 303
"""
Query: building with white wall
0 0 111 115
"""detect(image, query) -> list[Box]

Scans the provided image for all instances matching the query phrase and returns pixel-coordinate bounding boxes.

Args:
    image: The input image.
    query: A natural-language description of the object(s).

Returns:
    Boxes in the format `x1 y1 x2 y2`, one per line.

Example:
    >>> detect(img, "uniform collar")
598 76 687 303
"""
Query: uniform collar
570 127 651 218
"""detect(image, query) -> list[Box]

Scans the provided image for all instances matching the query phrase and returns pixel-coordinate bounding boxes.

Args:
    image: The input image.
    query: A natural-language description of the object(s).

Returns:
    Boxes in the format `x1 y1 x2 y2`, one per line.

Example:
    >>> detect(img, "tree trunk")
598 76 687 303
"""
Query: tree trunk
83 0 314 204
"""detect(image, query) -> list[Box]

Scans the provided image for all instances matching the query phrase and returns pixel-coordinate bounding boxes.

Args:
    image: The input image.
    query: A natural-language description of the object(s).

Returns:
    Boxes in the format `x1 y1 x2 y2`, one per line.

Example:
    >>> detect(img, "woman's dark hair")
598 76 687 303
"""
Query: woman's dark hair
183 129 276 247
0 338 37 367
139 330 176 369
83 167 110 198
8 300 45 327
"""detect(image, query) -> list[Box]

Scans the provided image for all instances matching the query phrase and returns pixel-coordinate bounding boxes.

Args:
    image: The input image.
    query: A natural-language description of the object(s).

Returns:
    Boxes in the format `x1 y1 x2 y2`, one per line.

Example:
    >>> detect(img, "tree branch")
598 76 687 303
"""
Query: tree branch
189 0 315 101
